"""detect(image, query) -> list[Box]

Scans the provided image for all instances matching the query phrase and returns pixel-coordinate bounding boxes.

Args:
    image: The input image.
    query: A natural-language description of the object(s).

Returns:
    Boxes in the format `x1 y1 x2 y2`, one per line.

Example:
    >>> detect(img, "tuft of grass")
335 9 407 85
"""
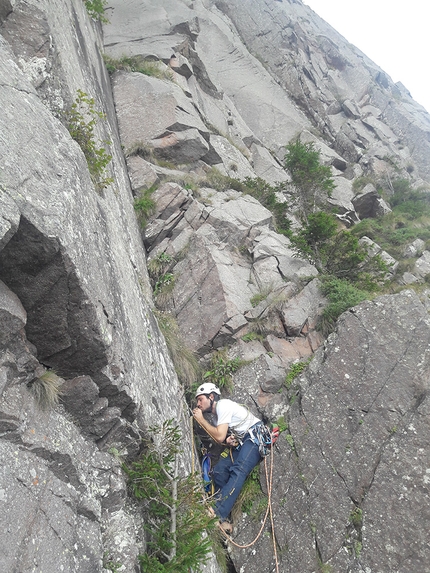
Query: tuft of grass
102 553 122 573
153 272 175 308
203 349 243 393
134 185 156 228
285 358 311 388
349 507 363 528
103 54 173 80
155 311 200 388
148 252 174 283
352 176 379 194
241 331 264 343
28 370 62 410
250 292 268 308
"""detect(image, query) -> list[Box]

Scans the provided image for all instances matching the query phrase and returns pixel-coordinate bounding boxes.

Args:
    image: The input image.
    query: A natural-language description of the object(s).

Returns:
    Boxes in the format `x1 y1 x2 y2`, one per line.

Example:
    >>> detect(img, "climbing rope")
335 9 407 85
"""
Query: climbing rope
190 415 280 572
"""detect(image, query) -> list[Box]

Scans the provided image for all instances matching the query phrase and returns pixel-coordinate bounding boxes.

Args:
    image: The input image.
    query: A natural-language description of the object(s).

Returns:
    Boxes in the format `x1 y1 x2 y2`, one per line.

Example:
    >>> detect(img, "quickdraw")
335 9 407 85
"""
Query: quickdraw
248 423 280 456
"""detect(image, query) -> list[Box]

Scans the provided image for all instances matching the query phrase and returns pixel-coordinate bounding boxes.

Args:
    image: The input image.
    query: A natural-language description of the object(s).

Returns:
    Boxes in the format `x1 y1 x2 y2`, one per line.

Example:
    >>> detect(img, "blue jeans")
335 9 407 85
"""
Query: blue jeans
212 435 262 520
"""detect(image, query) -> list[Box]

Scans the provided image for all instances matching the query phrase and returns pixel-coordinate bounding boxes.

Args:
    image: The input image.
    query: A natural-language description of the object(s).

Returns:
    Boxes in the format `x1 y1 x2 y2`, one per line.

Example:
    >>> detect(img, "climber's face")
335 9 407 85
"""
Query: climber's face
196 394 212 413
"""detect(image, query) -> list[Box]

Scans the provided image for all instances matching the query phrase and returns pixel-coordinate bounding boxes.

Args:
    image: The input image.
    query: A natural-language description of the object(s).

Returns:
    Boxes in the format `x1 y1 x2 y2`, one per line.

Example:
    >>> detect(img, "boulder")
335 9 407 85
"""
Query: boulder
414 250 430 279
359 236 398 276
151 127 211 163
403 238 425 258
126 155 159 194
111 71 209 152
170 234 255 353
352 183 392 218
208 135 255 178
205 194 273 246
251 256 286 290
251 228 293 260
280 278 326 336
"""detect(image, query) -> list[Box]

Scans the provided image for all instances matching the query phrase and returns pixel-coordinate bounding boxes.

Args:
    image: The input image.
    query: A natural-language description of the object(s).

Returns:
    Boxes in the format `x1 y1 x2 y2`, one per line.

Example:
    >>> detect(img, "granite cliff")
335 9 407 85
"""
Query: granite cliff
0 1 429 572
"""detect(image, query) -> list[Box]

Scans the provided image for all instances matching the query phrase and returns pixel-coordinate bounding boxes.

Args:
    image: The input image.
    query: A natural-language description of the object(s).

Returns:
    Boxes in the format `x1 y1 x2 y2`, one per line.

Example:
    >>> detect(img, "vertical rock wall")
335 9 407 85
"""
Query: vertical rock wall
0 1 204 571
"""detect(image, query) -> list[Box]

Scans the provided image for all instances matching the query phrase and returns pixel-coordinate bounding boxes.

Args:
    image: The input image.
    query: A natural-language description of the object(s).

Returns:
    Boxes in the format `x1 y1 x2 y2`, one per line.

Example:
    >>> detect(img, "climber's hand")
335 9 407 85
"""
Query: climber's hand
193 407 203 422
226 435 238 447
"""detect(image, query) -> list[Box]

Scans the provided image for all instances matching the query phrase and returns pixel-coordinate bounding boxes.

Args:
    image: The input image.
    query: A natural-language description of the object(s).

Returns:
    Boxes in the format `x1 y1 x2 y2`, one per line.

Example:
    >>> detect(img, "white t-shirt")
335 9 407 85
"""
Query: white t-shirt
215 399 260 436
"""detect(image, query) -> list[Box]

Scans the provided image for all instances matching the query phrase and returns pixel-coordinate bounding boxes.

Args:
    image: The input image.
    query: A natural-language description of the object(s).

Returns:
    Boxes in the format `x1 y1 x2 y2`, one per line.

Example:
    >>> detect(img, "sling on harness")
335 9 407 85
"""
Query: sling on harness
248 423 279 456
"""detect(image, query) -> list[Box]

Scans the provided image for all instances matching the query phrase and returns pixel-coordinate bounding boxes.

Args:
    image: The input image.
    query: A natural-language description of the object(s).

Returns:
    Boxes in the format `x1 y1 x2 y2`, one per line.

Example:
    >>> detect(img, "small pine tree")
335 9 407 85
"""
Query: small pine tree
124 420 216 573
283 138 335 221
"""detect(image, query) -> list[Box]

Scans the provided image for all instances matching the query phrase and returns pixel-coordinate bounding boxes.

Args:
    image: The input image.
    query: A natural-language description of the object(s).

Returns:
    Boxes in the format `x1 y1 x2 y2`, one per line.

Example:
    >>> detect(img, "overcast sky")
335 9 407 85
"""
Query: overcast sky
303 0 430 114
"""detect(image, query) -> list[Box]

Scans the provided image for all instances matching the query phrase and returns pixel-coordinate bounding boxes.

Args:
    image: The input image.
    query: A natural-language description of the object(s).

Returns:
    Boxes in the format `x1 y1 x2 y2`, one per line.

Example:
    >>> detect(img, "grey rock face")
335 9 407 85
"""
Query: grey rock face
0 2 193 571
230 291 430 573
144 183 323 357
2 0 430 572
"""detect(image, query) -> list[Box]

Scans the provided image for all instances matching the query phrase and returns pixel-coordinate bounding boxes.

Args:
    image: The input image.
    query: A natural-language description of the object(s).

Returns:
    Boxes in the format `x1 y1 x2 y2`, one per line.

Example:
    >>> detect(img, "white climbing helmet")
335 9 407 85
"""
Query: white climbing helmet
195 382 221 398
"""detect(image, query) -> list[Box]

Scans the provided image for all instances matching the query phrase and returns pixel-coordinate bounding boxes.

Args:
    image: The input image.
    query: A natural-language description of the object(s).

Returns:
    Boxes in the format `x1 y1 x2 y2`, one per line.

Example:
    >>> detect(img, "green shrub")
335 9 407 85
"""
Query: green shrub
291 212 387 282
64 89 113 192
84 0 109 23
134 186 156 227
318 277 370 335
283 138 335 220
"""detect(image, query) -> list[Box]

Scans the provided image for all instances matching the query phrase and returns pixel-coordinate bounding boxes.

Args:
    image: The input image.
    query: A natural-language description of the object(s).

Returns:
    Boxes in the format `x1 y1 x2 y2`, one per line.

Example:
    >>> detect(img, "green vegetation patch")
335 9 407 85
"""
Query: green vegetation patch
134 185 157 228
285 359 311 388
103 54 173 80
351 181 430 259
203 349 243 393
64 89 113 192
318 276 370 335
84 0 109 23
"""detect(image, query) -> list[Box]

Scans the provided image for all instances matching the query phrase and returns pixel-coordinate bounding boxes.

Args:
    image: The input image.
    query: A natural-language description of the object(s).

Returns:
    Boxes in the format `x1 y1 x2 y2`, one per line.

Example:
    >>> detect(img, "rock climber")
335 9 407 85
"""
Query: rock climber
193 382 278 533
